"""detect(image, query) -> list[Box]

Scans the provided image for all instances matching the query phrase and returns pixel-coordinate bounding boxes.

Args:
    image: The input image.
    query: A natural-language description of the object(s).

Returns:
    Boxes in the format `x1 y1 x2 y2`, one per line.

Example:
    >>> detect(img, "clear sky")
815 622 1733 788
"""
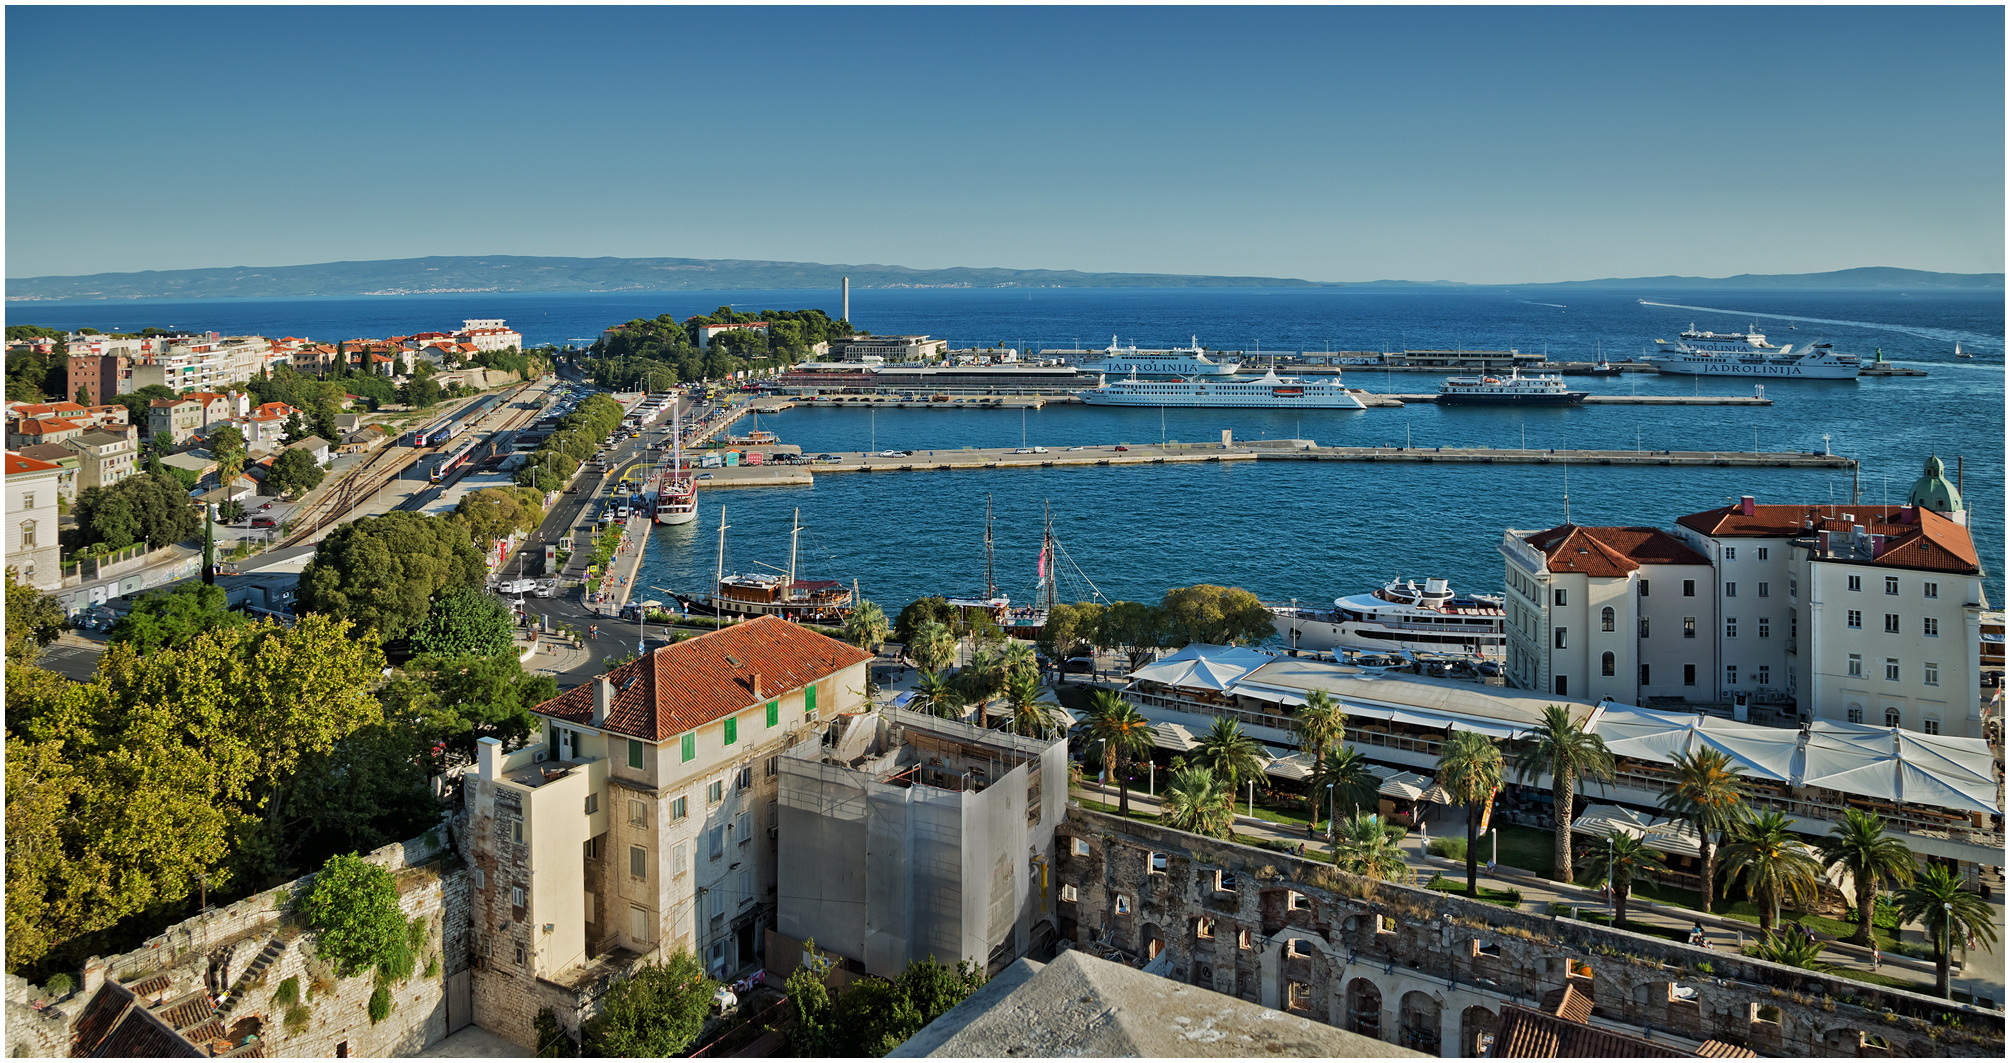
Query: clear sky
7 6 2003 283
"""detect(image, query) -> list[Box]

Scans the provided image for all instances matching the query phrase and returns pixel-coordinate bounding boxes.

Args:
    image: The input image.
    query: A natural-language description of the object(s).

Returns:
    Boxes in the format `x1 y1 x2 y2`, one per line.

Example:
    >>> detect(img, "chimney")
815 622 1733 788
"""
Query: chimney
81 957 106 995
1740 495 1756 516
478 737 502 781
749 672 764 700
1817 529 1831 556
1899 504 1916 525
1871 534 1886 559
594 677 614 726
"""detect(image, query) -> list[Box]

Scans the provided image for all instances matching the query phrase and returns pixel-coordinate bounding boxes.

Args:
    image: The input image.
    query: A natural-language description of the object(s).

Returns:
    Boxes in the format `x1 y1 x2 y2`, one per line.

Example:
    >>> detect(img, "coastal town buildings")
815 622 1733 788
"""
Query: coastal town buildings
829 334 949 362
62 429 140 490
146 396 205 444
459 319 523 353
695 321 769 349
6 451 64 589
14 444 80 502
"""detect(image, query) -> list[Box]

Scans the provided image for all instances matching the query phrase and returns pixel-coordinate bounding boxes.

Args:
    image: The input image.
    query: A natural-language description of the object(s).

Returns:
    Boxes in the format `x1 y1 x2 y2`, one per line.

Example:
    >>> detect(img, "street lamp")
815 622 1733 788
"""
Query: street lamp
1097 739 1108 804
1325 783 1335 842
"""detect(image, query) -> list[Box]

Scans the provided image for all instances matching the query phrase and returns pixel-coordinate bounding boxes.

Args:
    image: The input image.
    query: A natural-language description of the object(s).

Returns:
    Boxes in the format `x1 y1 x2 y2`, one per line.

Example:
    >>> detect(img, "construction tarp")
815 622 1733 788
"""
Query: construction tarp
1587 704 1798 782
1798 722 1998 815
1569 803 1703 858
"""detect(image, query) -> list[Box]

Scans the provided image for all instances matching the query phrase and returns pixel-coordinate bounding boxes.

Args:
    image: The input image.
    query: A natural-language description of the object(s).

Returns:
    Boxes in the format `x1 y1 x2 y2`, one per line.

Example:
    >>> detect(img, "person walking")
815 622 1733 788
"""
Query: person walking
1870 944 1881 970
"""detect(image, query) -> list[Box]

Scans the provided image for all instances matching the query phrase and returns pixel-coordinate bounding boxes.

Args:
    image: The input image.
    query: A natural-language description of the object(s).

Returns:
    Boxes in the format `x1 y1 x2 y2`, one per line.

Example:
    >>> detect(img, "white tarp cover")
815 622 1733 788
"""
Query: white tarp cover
1588 704 1798 782
1262 746 1314 781
1152 721 1199 752
1129 655 1256 693
1569 803 1703 858
1799 722 1999 815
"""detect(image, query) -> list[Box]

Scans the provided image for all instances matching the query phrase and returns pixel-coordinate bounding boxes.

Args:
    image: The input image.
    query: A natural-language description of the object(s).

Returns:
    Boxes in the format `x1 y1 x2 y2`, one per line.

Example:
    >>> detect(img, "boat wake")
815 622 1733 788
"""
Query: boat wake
1520 300 1568 309
1637 300 2000 350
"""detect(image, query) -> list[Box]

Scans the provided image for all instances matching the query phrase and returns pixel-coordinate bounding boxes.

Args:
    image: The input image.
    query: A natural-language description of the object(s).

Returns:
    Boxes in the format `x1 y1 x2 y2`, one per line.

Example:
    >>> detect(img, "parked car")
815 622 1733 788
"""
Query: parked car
698 472 714 480
251 517 277 528
879 450 900 457
1063 657 1097 674
1114 446 1129 452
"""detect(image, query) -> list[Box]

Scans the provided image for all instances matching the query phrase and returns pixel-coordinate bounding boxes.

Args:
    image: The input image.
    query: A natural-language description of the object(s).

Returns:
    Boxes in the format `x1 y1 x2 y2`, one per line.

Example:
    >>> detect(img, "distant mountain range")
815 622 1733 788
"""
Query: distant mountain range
4 257 1999 301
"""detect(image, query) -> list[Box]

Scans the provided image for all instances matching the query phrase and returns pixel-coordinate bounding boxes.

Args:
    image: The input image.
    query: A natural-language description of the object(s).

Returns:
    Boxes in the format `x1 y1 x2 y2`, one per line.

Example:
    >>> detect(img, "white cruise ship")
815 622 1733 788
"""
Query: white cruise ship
1646 324 1860 379
1078 336 1241 377
1267 578 1506 659
1081 369 1367 408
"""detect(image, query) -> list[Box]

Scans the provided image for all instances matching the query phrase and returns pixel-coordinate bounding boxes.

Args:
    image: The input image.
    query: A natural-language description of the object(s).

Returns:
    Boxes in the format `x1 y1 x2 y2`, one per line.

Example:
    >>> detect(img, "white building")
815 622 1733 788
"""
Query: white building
458 320 523 353
6 451 64 590
696 322 769 350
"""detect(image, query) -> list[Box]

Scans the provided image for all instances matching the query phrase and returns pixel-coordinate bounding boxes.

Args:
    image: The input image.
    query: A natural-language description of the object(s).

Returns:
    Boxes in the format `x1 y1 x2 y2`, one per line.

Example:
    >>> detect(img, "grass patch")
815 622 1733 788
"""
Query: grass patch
1427 837 1467 861
1487 824 1556 878
1075 794 1163 825
1827 967 1926 991
1704 900 1903 949
1425 873 1523 908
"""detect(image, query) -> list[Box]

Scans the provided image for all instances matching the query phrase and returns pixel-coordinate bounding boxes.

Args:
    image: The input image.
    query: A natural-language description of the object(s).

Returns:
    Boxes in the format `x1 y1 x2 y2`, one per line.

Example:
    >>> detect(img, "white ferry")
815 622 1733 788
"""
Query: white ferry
1646 324 1859 379
1077 336 1241 377
1267 578 1506 659
1436 368 1587 406
1081 368 1367 408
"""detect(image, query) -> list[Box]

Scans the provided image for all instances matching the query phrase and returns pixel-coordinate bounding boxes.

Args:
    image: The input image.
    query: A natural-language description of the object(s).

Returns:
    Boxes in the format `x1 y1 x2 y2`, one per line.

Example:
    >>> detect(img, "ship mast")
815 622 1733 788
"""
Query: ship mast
714 505 730 611
788 507 801 602
672 394 682 481
984 494 996 599
1043 500 1057 614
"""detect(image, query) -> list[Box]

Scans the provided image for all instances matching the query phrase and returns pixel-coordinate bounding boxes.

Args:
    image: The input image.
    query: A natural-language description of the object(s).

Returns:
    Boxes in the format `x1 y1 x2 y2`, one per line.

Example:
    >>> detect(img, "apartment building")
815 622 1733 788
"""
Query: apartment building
459 617 872 1045
7 417 84 450
1500 524 1715 704
63 430 140 490
67 354 128 403
6 452 63 589
147 398 206 445
14 444 80 503
125 336 274 393
458 320 523 354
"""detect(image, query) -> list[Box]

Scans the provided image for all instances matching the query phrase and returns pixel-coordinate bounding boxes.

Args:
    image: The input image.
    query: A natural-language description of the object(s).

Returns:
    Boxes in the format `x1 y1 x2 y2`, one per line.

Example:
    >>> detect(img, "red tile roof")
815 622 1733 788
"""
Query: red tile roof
1520 524 1709 578
1487 1002 1665 1057
6 451 64 475
1681 501 1978 574
533 615 872 741
10 418 74 437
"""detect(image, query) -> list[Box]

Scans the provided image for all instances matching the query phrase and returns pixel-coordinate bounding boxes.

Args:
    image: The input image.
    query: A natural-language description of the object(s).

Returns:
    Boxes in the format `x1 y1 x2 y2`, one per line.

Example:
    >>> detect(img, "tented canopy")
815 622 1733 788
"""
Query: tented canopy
1798 722 1999 815
1569 803 1703 858
1588 704 1798 782
1152 722 1199 752
1262 746 1314 782
1364 764 1433 799
1129 655 1255 693
1419 783 1456 805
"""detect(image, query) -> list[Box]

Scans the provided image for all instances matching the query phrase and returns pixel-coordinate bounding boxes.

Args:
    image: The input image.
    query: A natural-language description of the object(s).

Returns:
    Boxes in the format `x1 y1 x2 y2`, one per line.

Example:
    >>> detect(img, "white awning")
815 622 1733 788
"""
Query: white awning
1570 803 1703 858
1263 746 1315 782
1799 722 1999 815
1152 722 1199 752
1589 704 1797 782
1378 771 1432 800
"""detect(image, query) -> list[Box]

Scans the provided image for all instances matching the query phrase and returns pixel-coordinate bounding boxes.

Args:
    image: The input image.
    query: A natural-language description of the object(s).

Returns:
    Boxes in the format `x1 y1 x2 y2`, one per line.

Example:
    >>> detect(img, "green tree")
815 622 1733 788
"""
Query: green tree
296 512 489 641
309 397 343 445
378 653 552 760
1815 810 1916 947
907 618 956 674
1309 746 1380 834
1509 704 1615 887
400 377 443 410
1001 670 1063 739
908 670 964 720
1294 688 1347 764
894 598 958 645
282 411 310 445
1100 599 1171 669
217 499 248 525
787 950 983 1057
534 1007 578 1057
1895 863 1998 998
1331 812 1409 880
579 951 717 1057
108 583 248 654
73 470 199 551
845 598 890 654
1657 747 1750 906
1082 689 1152 819
410 589 515 660
1159 765 1233 838
298 853 409 979
269 447 326 496
1192 716 1264 796
954 646 1008 728
1159 584 1275 646
1435 729 1503 897
1721 811 1822 935
113 383 177 431
1581 831 1665 926
5 566 69 671
208 424 248 486
74 384 90 406
1746 930 1831 972
1036 600 1104 660
451 486 544 549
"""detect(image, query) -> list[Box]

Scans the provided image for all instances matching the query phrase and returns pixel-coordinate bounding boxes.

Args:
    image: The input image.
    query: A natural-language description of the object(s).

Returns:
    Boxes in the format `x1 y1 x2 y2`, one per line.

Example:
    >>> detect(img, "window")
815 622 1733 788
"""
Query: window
1883 614 1900 634
723 717 737 745
1554 589 1567 607
707 780 723 804
1196 917 1214 938
630 907 650 945
1789 578 1798 598
671 795 687 820
585 836 601 859
515 944 526 968
629 799 647 827
766 700 778 727
585 793 598 815
735 766 752 791
1757 547 1768 560
1072 838 1090 856
1847 610 1862 629
1601 652 1615 677
1884 658 1899 682
1847 653 1863 678
1149 852 1168 873
1924 662 1940 686
1288 891 1311 911
1757 582 1769 598
18 521 34 549
1725 617 1738 638
735 810 750 843
1884 576 1899 595
1683 617 1696 639
1884 707 1901 728
1061 884 1078 902
1553 675 1568 696
512 819 523 844
1923 715 1941 736
1639 579 1650 597
1238 928 1252 950
1554 627 1567 649
21 493 32 510
1638 617 1650 639
766 755 779 778
1724 582 1737 598
1757 617 1770 638
1724 547 1736 561
1114 895 1131 915
1639 663 1650 685
1756 665 1769 685
1848 575 1861 592
474 869 486 891
1725 665 1738 686
1684 664 1697 687
708 826 724 859
1683 579 1696 597
1923 617 1939 637
1848 705 1863 724
628 738 645 769
1601 607 1615 632
512 886 525 908
1923 581 1939 599
629 846 646 878
681 733 695 763
806 683 817 717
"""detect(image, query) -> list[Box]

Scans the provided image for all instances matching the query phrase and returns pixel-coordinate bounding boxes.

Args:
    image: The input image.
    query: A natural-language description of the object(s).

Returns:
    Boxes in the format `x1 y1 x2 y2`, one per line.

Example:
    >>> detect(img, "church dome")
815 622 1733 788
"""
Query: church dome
1906 455 1963 515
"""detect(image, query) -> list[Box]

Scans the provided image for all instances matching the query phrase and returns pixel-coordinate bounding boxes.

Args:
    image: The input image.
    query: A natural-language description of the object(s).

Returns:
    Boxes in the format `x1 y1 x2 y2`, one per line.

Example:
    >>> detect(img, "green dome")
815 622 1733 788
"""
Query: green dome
1906 455 1963 515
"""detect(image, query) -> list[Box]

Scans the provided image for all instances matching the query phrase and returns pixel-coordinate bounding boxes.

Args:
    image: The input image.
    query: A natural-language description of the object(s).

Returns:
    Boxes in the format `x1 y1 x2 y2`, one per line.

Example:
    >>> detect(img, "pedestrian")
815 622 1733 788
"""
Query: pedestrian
1870 944 1881 970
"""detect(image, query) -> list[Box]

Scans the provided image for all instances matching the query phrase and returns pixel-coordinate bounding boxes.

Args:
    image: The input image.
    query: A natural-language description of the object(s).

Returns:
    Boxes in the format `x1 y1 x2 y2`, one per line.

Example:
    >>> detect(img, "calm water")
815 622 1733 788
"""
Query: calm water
14 287 2003 612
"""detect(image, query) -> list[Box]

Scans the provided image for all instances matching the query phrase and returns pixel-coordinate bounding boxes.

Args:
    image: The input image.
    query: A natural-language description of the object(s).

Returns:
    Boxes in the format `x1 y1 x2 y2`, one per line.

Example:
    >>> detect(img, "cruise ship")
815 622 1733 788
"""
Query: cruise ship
1645 324 1860 379
1077 337 1241 377
1080 369 1367 408
1268 578 1507 659
1436 369 1587 406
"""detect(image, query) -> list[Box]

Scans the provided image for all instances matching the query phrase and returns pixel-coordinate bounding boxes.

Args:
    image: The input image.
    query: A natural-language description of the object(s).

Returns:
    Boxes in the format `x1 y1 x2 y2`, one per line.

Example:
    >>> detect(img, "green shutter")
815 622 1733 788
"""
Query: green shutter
766 700 779 727
627 738 644 769
681 732 696 762
806 684 817 715
723 717 738 745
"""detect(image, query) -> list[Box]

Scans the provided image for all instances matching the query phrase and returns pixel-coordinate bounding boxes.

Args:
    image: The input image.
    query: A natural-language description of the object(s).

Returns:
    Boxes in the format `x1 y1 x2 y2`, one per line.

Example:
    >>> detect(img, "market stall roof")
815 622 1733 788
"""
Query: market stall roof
1262 746 1314 782
1569 803 1703 858
1798 721 1999 815
1152 721 1199 752
1586 704 1799 783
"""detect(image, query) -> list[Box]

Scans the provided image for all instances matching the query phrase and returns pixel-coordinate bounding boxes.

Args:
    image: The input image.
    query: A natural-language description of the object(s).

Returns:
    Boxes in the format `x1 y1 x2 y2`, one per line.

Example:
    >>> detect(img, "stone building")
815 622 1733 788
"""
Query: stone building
1054 806 2002 1059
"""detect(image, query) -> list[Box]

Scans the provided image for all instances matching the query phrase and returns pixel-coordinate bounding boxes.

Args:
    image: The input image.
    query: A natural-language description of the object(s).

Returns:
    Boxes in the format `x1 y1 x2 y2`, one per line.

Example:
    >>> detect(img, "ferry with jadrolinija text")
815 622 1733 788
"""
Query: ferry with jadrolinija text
1080 368 1368 408
1267 578 1507 659
1436 368 1587 406
1644 323 1860 379
1076 336 1241 377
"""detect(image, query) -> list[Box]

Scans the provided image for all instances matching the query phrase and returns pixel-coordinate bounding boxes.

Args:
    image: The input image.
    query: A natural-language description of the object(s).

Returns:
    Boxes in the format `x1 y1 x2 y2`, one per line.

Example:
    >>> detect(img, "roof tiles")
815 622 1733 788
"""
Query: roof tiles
1520 524 1709 578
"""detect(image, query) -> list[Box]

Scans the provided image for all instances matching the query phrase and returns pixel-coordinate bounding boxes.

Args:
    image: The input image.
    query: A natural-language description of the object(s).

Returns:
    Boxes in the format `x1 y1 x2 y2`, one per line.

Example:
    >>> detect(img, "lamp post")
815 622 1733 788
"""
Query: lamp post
1326 783 1335 842
1098 739 1108 804
1606 834 1616 919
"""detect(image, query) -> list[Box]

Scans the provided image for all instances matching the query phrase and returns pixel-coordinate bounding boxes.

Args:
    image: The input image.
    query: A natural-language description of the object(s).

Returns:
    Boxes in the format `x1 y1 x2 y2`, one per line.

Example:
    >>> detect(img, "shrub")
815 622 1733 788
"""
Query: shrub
368 984 391 1024
284 1004 311 1036
423 954 440 980
44 973 74 998
1427 837 1468 861
298 853 410 981
271 976 301 1008
1382 824 1408 843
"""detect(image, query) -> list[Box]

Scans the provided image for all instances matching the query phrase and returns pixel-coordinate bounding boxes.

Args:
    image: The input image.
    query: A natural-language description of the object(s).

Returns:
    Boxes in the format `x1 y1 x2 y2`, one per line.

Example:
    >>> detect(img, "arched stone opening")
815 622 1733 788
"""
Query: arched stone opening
1345 977 1383 1040
1398 990 1442 1054
1459 1005 1497 1058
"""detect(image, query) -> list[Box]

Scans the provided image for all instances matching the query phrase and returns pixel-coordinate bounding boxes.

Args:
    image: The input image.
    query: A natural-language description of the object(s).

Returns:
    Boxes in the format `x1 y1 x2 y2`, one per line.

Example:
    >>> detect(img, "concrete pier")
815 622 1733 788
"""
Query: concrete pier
1261 445 1852 467
1380 394 1773 406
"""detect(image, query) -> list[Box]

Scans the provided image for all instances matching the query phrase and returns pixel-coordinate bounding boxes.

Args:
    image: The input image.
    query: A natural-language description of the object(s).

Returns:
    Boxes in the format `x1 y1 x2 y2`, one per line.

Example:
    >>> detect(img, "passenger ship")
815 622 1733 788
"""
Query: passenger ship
675 506 854 622
1645 324 1860 379
1436 368 1587 405
1077 336 1241 378
654 401 697 526
1267 578 1507 659
1081 368 1368 408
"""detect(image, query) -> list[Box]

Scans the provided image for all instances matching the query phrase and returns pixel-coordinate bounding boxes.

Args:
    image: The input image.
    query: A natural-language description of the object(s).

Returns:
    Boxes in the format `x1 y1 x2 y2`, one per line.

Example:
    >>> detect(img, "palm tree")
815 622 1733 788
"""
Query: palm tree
1435 730 1503 898
1309 747 1380 836
1331 812 1409 882
1748 930 1831 972
999 640 1038 682
909 669 964 720
1658 747 1750 906
1896 863 1999 998
1083 689 1153 819
1580 831 1665 928
1295 688 1347 763
956 647 1008 728
908 617 956 674
1193 716 1265 802
1002 670 1064 740
1720 811 1822 935
844 598 889 654
1510 704 1615 887
1815 809 1916 947
1159 765 1234 838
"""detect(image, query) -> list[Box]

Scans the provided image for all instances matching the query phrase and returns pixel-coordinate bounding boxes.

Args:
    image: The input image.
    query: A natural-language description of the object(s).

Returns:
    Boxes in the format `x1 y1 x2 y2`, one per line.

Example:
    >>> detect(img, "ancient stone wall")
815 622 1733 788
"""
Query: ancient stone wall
1057 807 2003 1058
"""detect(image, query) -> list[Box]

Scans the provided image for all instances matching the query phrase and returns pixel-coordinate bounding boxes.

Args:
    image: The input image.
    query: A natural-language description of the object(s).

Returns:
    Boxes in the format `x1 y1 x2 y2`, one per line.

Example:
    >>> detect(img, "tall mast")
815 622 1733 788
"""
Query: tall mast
715 505 730 600
788 507 801 600
1043 501 1056 613
672 394 682 480
984 494 996 599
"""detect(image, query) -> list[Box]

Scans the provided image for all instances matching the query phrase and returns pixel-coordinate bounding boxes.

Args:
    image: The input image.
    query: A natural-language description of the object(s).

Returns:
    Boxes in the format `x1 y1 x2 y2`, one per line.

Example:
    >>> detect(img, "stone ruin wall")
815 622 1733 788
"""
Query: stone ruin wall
1056 807 2003 1058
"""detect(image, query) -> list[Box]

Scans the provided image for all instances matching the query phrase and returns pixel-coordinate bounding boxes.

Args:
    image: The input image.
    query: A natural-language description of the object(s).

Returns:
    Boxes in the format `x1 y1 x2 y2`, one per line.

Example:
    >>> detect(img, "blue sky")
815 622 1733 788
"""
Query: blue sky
7 6 2002 282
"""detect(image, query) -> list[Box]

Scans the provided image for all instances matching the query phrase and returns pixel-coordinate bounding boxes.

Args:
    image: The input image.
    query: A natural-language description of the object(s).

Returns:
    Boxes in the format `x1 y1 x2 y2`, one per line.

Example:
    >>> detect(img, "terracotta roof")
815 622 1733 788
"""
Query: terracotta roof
1541 983 1595 1024
11 418 74 437
1487 1002 1665 1057
1692 1040 1757 1058
1520 524 1709 578
71 983 134 1056
6 451 64 475
533 615 872 741
94 1004 203 1057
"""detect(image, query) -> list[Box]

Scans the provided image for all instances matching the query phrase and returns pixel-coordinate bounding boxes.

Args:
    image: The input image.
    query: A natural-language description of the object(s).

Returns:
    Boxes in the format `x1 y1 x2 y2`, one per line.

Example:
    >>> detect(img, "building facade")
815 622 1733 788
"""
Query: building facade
6 452 64 589
63 430 140 490
147 397 205 444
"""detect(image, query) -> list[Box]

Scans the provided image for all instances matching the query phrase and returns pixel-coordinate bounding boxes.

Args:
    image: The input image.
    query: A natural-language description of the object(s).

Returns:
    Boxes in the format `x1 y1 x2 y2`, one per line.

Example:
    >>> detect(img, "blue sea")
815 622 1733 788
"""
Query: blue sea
13 286 2004 611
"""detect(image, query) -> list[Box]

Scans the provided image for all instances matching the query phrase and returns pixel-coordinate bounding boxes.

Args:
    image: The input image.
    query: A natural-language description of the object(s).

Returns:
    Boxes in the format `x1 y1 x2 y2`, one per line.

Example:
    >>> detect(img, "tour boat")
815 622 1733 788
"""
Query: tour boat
1436 368 1587 405
1267 578 1507 659
655 400 697 526
676 506 854 622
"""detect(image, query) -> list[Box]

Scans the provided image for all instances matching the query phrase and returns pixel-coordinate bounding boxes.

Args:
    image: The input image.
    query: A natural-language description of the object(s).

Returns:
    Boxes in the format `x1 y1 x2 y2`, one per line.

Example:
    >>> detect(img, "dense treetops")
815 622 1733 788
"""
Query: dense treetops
73 469 200 553
587 306 851 389
514 392 623 489
296 511 489 642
